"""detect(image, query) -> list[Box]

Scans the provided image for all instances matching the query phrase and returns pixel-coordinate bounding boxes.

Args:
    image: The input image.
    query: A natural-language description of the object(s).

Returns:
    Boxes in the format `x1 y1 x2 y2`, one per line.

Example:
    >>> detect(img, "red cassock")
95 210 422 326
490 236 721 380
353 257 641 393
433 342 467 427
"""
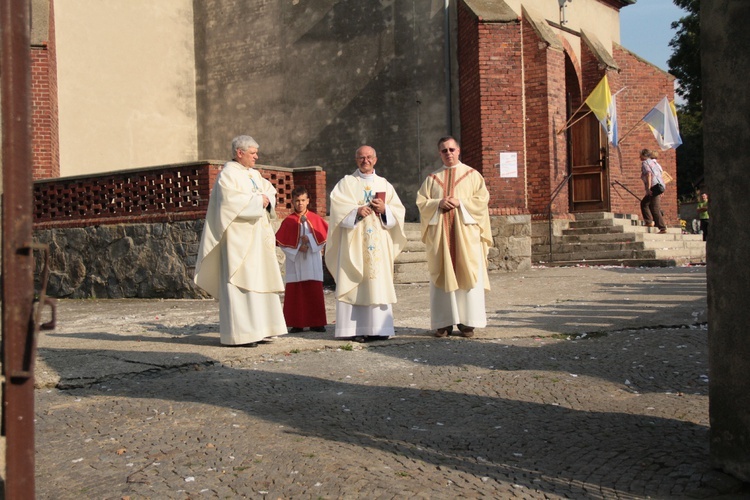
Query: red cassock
282 281 326 328
276 211 329 328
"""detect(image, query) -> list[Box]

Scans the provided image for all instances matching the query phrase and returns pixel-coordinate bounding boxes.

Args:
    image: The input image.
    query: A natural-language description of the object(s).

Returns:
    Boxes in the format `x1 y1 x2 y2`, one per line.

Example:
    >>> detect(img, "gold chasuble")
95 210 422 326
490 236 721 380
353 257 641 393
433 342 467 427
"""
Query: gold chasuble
325 171 407 305
416 162 492 293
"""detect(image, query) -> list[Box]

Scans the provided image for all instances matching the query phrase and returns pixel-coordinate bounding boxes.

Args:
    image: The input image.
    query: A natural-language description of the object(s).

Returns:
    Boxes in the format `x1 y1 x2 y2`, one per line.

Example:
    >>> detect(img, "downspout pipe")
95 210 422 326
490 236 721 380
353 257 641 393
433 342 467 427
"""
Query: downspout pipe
444 0 453 134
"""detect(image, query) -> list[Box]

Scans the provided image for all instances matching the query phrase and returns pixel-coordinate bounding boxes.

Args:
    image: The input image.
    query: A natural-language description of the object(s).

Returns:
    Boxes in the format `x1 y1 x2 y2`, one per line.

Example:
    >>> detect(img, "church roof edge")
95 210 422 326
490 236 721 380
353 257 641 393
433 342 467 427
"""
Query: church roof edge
461 0 518 22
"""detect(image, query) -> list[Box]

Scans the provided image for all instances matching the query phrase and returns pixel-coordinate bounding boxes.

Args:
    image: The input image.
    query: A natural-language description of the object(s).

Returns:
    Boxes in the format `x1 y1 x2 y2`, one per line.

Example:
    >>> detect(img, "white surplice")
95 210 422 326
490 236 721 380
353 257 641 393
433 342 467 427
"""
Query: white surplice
194 161 287 345
280 222 325 283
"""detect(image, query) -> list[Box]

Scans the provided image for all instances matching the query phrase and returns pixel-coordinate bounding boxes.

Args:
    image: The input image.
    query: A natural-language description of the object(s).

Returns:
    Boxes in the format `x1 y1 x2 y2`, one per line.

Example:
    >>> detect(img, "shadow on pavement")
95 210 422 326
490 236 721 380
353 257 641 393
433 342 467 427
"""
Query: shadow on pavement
34 337 731 498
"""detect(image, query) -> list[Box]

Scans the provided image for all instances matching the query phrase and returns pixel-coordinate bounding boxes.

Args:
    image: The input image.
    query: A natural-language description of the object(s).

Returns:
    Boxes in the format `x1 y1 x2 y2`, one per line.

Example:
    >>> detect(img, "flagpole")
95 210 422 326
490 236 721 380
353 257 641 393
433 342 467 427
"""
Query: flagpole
616 120 646 146
556 84 626 135
557 109 592 135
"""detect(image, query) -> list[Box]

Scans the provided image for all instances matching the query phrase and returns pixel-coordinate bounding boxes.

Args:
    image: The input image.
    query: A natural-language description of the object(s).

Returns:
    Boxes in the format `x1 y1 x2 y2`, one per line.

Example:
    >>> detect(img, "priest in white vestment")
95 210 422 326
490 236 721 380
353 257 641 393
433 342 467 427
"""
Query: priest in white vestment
325 145 407 341
416 136 492 338
194 135 287 345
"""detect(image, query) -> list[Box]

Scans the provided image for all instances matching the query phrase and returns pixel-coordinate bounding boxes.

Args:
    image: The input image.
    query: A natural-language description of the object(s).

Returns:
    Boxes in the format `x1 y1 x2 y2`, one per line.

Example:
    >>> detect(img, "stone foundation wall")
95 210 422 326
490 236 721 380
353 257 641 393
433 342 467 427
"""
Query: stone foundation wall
35 214 533 299
488 214 532 273
34 221 208 299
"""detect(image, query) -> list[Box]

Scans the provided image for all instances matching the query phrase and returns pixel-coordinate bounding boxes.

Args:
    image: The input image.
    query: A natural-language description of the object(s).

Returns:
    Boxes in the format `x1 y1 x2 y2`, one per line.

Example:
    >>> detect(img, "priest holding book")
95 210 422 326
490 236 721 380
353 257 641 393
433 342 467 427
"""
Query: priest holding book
325 145 407 342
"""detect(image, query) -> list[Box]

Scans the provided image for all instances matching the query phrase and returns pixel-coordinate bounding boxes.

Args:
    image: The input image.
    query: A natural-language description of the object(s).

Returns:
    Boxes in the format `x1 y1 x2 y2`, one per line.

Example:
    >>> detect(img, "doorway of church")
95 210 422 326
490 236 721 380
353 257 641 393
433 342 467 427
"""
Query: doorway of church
568 112 610 212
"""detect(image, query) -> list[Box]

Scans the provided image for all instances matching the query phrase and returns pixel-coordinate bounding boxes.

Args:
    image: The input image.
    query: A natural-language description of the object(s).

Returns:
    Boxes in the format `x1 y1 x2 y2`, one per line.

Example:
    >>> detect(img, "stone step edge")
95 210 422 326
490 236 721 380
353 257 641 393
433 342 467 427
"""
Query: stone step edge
534 258 683 268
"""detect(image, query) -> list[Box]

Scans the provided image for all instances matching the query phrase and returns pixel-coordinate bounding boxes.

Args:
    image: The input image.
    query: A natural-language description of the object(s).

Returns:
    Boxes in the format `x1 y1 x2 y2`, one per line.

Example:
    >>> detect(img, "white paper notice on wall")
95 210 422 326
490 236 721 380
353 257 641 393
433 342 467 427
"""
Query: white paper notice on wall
499 152 518 178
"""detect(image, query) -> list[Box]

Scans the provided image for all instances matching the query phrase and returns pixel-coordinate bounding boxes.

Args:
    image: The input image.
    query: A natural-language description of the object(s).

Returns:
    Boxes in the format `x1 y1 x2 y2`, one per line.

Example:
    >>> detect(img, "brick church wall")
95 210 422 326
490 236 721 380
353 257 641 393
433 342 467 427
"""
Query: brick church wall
457 2 525 216
456 2 482 174
455 4 531 272
522 16 568 217
612 45 678 225
456 6 680 225
31 0 60 180
580 40 605 99
457 5 571 219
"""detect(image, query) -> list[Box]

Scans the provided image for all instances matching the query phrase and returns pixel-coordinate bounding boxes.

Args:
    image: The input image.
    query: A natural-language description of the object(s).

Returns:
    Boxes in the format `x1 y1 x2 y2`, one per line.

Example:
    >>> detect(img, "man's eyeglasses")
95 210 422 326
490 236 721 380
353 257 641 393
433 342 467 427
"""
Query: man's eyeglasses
440 148 457 154
357 155 376 161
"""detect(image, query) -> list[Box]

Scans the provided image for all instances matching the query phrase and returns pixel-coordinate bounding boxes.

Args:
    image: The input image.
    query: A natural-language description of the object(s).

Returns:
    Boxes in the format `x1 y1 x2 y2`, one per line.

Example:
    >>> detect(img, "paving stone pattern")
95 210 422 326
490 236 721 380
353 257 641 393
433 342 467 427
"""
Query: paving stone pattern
27 266 750 498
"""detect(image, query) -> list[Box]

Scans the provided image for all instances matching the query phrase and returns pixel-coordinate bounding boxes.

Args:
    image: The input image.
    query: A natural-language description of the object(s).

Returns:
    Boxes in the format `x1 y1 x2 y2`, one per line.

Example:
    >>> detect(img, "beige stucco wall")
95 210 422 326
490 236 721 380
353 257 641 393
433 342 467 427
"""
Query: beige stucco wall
508 0 621 64
51 0 624 179
54 0 198 176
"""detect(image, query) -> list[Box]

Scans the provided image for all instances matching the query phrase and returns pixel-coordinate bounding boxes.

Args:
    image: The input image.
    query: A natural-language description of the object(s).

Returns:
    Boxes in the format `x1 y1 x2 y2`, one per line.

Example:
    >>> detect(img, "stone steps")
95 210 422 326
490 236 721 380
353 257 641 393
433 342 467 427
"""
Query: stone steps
559 230 704 244
539 247 706 262
533 212 706 266
394 261 429 283
395 222 429 283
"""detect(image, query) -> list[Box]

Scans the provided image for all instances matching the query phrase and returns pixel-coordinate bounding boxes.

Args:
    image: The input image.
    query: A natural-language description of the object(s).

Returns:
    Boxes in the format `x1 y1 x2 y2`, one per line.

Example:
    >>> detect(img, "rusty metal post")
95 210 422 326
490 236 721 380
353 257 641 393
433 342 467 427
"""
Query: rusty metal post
2 0 36 498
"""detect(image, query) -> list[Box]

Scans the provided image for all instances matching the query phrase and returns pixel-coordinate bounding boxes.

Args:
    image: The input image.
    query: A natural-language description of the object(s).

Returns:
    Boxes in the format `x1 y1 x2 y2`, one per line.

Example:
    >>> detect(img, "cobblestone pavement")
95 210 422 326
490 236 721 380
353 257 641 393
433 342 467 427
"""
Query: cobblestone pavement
22 266 750 497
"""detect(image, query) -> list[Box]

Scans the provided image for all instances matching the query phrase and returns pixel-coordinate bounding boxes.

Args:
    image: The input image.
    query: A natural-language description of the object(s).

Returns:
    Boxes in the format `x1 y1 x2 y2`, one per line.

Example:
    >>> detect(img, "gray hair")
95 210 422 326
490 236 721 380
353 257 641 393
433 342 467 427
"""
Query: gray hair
231 135 260 158
355 145 377 158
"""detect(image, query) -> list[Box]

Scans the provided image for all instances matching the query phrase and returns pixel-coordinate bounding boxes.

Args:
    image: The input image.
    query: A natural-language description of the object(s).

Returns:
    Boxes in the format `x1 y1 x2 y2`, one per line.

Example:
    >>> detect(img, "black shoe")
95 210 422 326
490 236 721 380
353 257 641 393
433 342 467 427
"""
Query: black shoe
289 327 304 333
353 336 367 343
457 324 475 338
434 327 451 338
365 335 391 342
311 326 327 332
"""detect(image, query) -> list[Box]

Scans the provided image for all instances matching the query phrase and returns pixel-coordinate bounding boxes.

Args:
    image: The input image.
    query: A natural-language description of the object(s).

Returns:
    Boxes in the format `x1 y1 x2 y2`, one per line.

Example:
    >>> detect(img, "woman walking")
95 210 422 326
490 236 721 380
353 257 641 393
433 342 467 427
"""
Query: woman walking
640 148 667 234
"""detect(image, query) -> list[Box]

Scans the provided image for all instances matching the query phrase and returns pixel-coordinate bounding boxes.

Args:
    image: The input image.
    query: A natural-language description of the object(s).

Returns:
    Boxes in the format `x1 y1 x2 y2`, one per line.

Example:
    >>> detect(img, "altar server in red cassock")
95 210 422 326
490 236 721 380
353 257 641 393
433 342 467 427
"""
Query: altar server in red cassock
276 186 329 332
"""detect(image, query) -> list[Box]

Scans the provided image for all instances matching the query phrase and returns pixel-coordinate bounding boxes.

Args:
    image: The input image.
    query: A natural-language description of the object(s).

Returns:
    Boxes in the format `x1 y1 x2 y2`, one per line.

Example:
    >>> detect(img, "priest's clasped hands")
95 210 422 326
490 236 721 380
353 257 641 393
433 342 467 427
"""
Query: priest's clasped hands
439 196 460 211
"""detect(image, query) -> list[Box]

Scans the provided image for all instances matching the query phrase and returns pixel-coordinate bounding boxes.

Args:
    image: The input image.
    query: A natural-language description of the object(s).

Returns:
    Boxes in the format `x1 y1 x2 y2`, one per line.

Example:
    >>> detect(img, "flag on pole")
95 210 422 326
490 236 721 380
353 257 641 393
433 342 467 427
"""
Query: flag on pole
608 93 619 146
670 99 681 136
642 96 682 150
584 75 618 145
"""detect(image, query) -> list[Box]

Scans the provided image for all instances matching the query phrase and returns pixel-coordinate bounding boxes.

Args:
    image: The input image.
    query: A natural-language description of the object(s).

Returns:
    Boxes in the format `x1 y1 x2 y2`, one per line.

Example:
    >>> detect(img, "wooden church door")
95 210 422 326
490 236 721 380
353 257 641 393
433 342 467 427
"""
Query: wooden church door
569 112 610 212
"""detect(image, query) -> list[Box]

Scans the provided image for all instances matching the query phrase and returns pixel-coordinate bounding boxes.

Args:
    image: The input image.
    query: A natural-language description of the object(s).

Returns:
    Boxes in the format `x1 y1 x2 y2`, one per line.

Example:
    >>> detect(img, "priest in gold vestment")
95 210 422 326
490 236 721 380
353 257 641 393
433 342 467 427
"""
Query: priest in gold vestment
325 145 407 341
416 136 492 338
194 135 287 346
